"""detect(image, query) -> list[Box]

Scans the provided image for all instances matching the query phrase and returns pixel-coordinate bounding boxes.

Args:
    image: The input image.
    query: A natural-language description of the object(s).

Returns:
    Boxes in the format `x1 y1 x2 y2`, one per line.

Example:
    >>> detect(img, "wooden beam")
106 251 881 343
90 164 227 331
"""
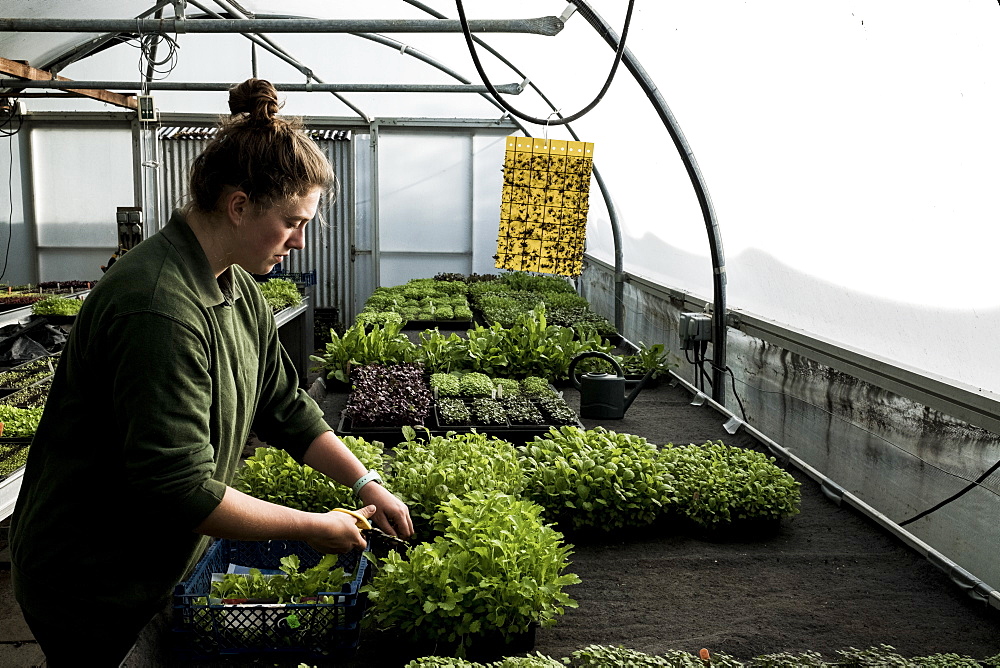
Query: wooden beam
0 56 137 110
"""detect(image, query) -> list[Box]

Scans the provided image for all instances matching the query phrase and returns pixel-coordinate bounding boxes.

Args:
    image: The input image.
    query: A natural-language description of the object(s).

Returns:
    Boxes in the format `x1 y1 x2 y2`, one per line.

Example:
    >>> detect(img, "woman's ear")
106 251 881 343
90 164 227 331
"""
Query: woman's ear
224 189 250 226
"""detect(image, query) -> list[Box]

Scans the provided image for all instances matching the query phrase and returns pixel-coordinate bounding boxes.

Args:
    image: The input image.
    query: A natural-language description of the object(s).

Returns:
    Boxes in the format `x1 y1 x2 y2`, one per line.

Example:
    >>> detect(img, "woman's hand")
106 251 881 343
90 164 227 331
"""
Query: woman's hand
306 504 377 554
358 483 414 539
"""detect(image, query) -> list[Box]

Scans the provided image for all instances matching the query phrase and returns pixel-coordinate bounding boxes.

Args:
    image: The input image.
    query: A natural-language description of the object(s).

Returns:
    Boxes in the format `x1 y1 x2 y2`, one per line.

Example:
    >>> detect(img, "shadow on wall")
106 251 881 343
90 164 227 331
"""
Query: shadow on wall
614 231 1000 395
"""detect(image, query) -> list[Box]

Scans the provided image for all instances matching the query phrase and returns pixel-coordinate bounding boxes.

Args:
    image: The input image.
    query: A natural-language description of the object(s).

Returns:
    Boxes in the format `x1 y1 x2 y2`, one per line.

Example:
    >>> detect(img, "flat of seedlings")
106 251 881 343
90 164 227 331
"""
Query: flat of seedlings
3 381 999 667
336 381 1000 666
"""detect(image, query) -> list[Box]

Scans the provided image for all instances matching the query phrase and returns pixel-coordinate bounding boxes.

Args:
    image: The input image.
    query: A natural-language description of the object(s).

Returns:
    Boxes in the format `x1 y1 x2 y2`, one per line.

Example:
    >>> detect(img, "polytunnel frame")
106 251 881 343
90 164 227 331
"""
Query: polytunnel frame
6 0 1000 613
10 4 1000 431
5 2 730 403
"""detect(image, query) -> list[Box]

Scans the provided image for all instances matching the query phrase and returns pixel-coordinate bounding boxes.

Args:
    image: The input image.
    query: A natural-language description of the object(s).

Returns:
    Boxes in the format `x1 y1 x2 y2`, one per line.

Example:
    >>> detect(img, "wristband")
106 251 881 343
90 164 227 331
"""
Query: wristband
352 469 383 496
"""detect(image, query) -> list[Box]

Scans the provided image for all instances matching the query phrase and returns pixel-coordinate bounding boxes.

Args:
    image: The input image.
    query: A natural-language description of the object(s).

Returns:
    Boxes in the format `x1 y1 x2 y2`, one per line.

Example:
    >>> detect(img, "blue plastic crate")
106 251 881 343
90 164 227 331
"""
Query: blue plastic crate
172 539 368 660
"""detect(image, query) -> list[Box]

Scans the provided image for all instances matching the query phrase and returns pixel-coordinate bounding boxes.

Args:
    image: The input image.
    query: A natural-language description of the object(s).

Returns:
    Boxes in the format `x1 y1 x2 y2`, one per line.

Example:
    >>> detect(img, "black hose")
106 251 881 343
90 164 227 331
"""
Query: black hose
454 0 635 126
899 458 1000 526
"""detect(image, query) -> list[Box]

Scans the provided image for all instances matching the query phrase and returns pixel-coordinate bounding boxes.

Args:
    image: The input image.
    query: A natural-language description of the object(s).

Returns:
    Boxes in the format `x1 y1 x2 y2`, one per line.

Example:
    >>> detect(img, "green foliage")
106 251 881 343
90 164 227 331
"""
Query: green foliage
835 645 914 666
660 441 801 528
0 404 44 438
0 379 50 408
520 376 553 398
392 429 525 524
31 295 83 316
566 645 743 667
404 652 565 668
619 342 679 380
501 397 546 425
519 426 674 531
366 491 579 653
470 398 506 425
499 271 576 294
210 553 349 603
361 279 472 322
460 372 495 397
0 356 56 389
430 372 461 397
310 321 416 383
492 378 520 397
436 397 472 425
911 655 983 668
356 310 404 328
258 278 302 312
465 306 612 381
415 329 470 374
748 650 827 667
234 440 385 513
534 395 580 425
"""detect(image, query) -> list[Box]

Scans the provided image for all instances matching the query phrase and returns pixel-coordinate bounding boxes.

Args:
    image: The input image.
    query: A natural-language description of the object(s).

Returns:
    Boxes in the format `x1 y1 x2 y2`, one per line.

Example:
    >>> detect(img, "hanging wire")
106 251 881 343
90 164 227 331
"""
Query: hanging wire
454 0 635 126
114 20 181 83
0 98 22 138
0 129 15 282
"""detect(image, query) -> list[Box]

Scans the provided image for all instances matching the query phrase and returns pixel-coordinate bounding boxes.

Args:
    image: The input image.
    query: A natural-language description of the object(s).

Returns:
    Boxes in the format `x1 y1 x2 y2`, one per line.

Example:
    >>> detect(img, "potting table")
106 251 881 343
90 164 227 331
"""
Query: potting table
0 466 23 521
0 294 313 522
274 295 314 386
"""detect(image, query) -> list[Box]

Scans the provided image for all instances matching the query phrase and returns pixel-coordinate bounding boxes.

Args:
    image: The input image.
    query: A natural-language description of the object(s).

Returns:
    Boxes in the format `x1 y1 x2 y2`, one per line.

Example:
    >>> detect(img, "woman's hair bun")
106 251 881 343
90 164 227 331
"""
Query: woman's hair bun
228 78 281 127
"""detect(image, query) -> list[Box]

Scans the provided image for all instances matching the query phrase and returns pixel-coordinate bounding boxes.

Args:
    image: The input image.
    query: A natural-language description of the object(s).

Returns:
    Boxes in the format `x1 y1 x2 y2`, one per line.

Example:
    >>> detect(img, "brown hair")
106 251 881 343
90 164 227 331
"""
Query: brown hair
188 78 336 213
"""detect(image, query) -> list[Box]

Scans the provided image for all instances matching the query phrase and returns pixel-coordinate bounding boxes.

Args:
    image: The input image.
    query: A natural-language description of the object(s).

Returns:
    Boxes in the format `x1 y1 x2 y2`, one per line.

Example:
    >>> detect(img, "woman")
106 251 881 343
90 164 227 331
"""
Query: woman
9 78 413 665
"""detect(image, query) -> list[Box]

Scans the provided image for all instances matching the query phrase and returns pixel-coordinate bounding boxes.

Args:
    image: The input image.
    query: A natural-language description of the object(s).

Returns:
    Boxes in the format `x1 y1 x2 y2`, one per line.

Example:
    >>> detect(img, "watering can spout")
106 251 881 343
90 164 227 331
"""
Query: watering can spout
623 368 655 412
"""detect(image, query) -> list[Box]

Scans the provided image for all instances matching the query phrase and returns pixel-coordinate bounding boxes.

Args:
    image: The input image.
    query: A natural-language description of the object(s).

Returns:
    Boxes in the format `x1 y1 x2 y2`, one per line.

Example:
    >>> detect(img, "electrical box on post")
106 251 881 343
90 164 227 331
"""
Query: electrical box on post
116 207 143 251
679 312 713 350
137 95 157 122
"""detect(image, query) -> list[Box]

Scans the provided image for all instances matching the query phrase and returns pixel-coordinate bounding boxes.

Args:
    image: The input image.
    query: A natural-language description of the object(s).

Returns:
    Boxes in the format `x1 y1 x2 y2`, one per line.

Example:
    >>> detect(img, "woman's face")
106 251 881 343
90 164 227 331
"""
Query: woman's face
237 186 322 275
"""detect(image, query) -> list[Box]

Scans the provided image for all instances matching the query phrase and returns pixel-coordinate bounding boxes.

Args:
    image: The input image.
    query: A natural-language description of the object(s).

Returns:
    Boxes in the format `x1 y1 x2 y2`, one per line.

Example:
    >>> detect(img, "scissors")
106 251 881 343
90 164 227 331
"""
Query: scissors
333 507 411 552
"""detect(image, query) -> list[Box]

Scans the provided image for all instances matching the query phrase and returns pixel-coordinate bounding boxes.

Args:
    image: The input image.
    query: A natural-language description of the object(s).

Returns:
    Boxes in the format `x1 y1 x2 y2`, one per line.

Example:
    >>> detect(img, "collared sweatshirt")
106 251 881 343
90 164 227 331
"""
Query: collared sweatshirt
10 210 331 621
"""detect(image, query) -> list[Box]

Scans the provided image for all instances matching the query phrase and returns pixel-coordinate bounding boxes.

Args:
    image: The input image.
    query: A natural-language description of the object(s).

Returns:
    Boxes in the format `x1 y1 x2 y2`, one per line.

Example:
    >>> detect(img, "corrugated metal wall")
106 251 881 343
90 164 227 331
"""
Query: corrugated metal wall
157 127 354 315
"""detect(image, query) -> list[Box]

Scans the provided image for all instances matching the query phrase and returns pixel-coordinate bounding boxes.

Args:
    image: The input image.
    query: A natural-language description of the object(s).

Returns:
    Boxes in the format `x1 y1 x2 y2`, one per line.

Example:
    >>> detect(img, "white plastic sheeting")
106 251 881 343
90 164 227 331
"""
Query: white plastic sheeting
1 1 999 394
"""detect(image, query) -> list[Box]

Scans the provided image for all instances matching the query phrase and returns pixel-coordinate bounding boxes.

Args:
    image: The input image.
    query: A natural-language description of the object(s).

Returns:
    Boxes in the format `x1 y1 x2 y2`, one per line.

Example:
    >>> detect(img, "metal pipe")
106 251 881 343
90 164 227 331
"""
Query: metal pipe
0 17 565 35
0 79 523 94
191 0 370 123
37 0 177 72
144 7 165 83
571 0 728 405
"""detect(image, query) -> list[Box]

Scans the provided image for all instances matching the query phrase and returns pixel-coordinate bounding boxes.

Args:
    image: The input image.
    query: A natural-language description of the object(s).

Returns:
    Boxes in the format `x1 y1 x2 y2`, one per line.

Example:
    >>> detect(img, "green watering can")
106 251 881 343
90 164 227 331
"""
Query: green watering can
568 351 653 420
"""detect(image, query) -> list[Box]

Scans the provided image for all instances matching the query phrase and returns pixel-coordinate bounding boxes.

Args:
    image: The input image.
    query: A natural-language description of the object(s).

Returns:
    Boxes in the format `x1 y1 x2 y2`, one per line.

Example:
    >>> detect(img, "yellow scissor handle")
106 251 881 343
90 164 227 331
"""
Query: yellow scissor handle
333 507 373 531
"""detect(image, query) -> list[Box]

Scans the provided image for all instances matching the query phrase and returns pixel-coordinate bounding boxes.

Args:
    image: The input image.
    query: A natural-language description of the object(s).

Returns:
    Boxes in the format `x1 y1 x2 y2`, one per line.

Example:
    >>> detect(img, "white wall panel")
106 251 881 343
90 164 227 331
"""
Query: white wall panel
378 131 472 254
32 126 132 250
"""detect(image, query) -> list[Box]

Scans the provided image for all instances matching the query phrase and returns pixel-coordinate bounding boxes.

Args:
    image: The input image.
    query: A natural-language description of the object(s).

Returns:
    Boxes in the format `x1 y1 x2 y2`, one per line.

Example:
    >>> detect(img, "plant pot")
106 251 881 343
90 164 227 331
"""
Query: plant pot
36 314 78 325
397 623 538 664
401 317 473 331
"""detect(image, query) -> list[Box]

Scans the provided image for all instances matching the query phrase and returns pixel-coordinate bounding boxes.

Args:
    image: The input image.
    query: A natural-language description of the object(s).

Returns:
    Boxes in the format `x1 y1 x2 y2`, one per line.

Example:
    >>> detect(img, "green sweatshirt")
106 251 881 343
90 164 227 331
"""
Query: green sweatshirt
9 211 331 622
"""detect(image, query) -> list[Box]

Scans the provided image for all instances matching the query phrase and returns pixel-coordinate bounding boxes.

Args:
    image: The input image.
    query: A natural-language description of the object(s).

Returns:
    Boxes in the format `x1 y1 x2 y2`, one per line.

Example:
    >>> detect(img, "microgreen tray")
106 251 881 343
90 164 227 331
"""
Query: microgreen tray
0 439 30 480
172 539 368 660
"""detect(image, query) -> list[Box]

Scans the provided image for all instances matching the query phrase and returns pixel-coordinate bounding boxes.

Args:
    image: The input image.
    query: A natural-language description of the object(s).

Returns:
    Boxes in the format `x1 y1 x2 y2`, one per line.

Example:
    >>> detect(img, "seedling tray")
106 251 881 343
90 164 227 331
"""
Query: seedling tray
401 317 473 331
172 539 368 660
0 438 30 481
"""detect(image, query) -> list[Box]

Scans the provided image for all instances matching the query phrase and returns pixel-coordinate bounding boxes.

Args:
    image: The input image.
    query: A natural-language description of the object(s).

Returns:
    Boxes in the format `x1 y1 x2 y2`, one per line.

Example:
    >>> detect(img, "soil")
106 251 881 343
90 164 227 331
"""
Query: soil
3 380 1000 667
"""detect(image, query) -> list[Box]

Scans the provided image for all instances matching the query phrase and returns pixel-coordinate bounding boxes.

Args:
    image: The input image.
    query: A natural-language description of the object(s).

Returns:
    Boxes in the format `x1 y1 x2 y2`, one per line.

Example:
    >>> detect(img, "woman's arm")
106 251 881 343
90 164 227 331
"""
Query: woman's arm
194 486 375 554
302 430 414 539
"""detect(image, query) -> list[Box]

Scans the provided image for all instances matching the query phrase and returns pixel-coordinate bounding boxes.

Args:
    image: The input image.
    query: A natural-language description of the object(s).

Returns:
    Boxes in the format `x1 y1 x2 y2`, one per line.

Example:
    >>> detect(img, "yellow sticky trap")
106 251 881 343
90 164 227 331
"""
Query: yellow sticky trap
496 135 594 278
